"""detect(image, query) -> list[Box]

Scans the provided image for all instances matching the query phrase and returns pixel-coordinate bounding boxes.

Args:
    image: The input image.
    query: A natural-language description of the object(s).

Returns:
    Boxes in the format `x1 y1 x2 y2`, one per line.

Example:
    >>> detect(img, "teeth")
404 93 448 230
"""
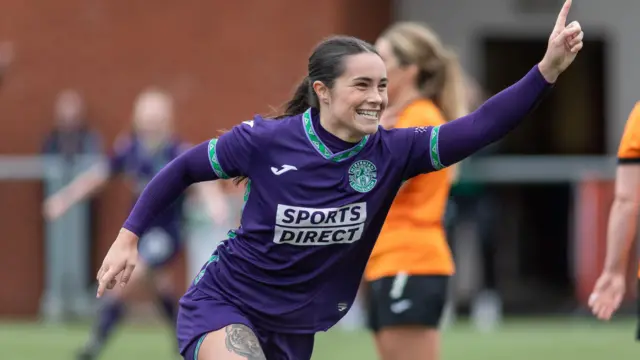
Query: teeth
356 110 379 120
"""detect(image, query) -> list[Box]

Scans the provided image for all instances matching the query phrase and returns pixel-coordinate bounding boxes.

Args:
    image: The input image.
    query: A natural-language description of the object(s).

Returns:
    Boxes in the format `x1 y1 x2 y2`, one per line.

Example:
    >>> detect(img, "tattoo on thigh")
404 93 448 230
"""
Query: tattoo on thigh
224 324 266 360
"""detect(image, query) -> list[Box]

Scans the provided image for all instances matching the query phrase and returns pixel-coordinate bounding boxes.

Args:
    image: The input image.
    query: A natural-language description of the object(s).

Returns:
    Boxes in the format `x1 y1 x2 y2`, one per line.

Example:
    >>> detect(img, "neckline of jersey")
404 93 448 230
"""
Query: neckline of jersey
301 108 369 163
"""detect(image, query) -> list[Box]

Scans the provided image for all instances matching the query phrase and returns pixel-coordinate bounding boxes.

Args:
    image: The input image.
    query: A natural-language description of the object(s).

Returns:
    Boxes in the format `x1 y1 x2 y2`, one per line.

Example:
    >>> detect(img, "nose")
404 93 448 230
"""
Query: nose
368 88 382 105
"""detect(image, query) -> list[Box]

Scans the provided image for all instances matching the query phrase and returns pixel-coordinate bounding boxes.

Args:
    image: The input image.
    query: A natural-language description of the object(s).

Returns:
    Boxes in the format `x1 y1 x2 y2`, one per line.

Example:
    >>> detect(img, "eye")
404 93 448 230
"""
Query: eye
354 82 369 90
378 83 388 90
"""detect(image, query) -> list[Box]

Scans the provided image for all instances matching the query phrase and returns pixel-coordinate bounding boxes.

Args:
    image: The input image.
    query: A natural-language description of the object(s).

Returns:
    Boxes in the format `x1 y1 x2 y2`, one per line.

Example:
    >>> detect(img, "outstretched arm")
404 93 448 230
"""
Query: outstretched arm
122 141 217 236
95 141 216 297
399 64 551 179
434 65 550 168
96 120 256 297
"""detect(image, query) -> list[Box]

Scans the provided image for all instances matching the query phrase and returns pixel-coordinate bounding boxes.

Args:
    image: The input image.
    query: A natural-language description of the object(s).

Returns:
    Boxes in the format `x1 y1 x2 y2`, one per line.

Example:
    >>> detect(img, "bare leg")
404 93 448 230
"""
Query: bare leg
376 327 440 360
196 324 266 360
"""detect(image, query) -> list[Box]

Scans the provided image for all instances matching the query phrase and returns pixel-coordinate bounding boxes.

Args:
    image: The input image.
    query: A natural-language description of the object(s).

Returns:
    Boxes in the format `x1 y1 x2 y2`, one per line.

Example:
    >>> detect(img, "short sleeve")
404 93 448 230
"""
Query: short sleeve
618 102 640 163
386 125 440 180
207 120 256 179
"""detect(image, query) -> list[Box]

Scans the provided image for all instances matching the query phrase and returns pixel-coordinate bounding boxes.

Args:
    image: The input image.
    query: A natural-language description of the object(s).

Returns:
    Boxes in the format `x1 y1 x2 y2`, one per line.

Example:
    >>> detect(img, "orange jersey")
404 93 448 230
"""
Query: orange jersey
618 102 640 161
617 102 640 278
365 99 455 281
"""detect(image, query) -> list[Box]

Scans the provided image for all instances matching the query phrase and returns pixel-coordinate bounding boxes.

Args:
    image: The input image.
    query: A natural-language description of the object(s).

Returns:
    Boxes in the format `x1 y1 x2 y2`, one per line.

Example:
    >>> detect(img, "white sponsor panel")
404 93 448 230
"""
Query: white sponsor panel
273 202 367 245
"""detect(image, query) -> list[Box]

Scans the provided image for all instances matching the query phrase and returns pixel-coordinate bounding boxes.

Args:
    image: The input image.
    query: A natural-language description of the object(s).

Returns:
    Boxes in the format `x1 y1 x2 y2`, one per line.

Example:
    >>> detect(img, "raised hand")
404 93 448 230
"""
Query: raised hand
538 0 584 83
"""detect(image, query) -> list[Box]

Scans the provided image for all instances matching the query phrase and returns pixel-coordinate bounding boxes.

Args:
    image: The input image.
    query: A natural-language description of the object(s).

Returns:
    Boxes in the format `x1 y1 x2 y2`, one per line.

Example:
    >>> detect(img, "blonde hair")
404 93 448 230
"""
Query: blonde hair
132 87 174 133
380 22 468 120
133 87 173 120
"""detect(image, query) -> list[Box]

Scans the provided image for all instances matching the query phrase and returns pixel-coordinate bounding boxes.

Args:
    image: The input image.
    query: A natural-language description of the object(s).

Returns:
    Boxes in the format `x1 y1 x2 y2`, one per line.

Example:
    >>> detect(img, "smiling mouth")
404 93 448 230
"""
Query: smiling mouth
355 109 380 121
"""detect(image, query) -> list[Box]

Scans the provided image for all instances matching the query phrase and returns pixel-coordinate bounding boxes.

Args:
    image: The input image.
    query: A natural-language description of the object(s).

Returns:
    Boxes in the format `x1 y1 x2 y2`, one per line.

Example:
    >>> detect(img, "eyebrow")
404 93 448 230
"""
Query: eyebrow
353 76 388 83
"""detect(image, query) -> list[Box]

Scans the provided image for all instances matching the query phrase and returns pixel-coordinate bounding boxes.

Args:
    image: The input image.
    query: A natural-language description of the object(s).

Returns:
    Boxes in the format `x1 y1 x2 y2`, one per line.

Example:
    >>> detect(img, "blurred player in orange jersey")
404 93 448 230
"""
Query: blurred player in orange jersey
589 102 640 339
364 22 468 360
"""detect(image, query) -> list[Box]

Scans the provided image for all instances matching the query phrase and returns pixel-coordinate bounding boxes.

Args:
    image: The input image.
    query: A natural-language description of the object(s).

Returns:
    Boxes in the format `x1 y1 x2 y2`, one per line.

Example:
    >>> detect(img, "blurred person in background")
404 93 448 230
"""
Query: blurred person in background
43 90 103 158
589 102 640 338
43 87 229 360
364 22 468 360
41 89 103 321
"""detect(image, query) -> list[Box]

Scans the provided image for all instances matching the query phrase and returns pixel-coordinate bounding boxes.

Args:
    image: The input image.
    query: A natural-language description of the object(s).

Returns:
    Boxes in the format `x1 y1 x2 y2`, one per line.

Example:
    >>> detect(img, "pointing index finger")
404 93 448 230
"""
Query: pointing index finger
554 0 572 31
96 266 121 298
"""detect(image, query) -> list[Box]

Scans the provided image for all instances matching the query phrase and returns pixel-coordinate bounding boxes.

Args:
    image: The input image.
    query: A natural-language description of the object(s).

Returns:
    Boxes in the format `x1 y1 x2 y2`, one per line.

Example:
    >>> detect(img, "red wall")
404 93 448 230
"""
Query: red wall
0 0 390 316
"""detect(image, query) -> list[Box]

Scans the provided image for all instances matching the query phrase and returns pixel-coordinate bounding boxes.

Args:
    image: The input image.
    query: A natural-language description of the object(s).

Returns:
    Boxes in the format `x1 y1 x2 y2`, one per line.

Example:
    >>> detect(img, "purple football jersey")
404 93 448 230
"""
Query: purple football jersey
118 65 549 357
194 108 437 333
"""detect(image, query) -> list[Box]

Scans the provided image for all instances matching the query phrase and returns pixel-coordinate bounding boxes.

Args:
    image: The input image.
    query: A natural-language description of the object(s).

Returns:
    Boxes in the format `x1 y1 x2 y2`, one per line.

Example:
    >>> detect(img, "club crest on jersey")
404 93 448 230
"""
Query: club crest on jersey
348 160 377 193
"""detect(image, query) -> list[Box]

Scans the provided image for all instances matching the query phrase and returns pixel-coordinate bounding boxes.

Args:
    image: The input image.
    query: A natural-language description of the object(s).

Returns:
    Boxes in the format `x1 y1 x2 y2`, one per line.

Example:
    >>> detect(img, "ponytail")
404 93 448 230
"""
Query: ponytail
274 76 319 119
435 49 469 121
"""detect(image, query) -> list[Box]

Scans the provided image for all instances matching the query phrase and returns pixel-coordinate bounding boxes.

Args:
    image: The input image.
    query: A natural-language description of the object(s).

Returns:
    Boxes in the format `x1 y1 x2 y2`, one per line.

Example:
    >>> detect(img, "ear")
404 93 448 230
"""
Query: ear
312 80 331 105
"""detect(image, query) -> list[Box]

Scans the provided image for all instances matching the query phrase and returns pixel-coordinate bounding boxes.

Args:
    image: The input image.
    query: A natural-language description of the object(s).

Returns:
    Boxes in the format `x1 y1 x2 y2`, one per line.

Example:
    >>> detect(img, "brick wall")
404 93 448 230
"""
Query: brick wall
0 0 390 316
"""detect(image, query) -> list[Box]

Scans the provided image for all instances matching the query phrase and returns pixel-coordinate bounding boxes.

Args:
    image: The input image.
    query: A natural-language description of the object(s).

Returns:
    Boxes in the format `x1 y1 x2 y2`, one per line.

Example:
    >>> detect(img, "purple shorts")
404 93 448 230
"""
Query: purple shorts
178 287 315 360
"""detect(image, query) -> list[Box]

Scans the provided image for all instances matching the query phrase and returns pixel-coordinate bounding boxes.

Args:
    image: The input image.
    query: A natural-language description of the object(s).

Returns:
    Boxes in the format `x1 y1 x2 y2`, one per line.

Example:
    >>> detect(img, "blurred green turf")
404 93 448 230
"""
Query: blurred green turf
0 317 637 359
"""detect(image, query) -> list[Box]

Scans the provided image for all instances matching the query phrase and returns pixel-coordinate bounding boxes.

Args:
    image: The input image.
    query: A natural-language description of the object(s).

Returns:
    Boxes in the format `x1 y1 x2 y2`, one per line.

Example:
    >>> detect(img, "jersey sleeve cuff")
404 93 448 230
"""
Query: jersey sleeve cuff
207 138 231 179
429 126 445 170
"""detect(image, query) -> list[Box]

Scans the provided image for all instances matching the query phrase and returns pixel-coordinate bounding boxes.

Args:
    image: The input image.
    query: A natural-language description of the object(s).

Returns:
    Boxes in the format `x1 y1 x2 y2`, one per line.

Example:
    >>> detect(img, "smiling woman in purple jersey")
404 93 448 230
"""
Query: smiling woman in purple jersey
43 88 229 360
92 1 583 359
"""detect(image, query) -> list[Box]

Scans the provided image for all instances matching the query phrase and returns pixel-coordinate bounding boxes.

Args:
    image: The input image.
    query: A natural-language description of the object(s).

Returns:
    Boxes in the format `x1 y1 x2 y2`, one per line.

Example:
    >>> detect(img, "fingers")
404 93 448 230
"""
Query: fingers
557 21 583 52
566 26 584 53
562 21 582 38
588 293 610 320
570 42 583 54
96 265 123 298
120 263 136 287
554 0 572 31
96 265 105 283
589 291 623 321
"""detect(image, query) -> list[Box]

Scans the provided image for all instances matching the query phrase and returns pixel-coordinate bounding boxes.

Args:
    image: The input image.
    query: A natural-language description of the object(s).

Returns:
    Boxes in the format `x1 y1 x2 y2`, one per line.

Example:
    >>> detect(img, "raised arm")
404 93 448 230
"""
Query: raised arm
397 0 583 179
434 65 550 167
435 0 584 167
